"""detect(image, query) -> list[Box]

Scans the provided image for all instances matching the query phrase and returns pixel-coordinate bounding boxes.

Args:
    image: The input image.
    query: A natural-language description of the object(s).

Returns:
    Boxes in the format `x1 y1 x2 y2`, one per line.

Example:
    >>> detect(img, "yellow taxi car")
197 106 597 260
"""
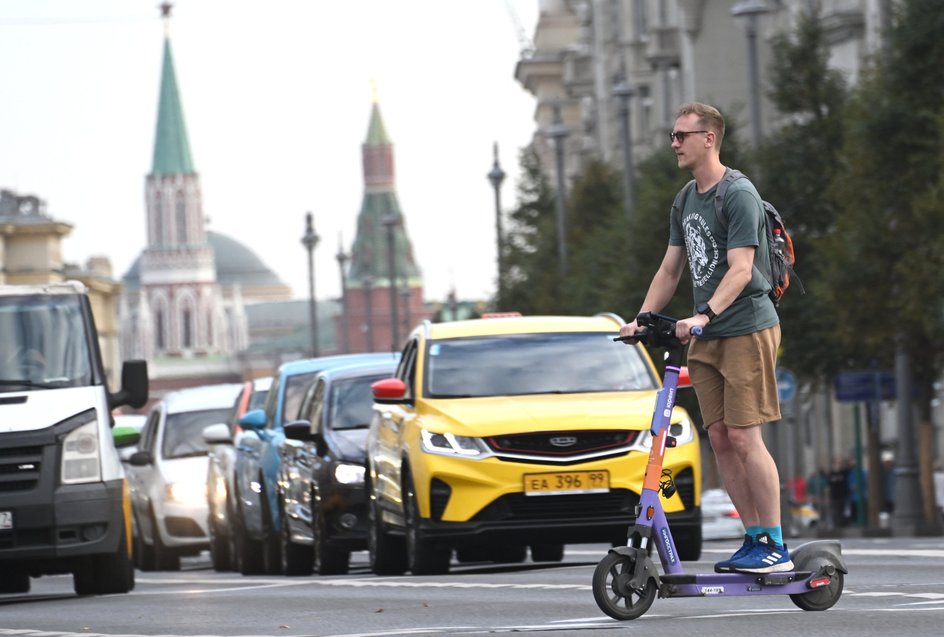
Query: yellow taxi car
366 313 702 575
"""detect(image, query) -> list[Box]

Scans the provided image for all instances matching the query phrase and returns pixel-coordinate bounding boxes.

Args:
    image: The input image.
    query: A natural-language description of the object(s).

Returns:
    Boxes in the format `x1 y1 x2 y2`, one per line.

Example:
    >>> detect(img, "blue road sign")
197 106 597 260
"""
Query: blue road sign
834 370 896 402
776 367 797 402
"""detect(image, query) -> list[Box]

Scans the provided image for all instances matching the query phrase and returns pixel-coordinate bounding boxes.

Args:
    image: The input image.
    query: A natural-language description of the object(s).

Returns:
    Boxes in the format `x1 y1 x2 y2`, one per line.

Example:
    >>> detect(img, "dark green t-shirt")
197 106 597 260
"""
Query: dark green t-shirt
669 173 779 338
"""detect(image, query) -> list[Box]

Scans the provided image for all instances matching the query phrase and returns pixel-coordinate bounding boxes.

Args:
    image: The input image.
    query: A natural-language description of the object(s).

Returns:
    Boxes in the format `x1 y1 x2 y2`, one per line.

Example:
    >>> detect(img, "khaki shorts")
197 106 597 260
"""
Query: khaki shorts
686 325 782 429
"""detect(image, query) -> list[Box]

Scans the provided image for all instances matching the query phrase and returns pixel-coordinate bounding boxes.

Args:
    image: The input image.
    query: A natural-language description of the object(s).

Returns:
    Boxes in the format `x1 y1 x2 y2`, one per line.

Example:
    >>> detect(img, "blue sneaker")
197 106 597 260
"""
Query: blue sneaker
714 533 754 573
729 532 793 573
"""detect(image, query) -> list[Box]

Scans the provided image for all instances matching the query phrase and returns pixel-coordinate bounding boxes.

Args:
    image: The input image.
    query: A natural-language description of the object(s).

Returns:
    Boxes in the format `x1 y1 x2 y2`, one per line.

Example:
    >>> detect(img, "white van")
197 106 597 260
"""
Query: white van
0 282 148 595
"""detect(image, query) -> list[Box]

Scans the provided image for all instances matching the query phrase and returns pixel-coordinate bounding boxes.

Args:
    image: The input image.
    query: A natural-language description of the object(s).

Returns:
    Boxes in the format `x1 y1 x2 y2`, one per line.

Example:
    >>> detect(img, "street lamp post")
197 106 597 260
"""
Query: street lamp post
731 0 770 149
336 241 350 354
612 74 636 220
301 211 320 358
400 285 412 335
486 142 506 307
545 99 569 278
363 273 375 352
382 211 400 352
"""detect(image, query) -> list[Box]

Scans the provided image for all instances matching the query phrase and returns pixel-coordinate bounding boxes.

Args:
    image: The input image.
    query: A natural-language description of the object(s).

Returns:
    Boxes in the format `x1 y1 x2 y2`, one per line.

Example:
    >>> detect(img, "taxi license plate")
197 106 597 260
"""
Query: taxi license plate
523 470 610 496
0 511 12 530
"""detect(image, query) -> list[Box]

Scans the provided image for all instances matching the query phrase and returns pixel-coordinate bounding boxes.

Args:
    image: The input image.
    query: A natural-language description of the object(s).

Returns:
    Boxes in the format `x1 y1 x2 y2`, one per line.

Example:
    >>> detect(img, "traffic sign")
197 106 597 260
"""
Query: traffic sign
776 367 797 402
834 370 896 402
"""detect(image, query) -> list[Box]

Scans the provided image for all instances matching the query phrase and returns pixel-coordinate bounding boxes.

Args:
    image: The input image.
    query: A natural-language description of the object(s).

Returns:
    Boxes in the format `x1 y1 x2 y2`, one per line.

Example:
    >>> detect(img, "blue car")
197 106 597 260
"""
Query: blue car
231 353 398 575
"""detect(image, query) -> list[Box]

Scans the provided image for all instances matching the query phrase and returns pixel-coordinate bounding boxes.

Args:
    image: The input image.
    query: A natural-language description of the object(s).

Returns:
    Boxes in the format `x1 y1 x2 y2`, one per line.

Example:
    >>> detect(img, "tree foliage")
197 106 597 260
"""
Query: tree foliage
754 7 849 380
822 0 944 400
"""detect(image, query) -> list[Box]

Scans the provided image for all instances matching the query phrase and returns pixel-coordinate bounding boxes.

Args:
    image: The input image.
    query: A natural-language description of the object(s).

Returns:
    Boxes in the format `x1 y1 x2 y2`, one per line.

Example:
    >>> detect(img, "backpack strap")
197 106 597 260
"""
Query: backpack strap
671 179 696 221
712 168 744 228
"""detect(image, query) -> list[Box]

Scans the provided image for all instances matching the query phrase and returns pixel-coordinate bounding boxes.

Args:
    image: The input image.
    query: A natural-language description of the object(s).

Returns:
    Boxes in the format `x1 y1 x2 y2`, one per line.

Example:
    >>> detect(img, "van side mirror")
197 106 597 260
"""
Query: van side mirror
109 360 149 411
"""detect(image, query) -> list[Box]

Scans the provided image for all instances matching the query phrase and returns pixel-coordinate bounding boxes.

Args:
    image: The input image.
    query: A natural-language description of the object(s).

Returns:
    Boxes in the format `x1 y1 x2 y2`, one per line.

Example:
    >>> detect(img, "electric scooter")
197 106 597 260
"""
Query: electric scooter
592 312 846 620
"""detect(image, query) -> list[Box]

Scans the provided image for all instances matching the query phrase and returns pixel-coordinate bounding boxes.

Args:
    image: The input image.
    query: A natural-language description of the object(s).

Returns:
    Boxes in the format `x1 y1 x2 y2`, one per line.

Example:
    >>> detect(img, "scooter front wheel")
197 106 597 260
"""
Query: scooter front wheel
592 551 657 620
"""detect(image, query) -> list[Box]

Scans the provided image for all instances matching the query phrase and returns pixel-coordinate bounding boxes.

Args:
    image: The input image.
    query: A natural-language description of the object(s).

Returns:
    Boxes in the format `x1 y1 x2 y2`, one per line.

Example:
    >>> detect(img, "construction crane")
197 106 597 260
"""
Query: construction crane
504 0 535 58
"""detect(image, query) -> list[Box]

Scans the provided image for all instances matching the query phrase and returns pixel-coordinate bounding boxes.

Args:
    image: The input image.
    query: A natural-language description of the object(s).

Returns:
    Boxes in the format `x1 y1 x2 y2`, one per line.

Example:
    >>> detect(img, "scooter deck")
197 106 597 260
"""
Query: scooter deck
659 571 820 597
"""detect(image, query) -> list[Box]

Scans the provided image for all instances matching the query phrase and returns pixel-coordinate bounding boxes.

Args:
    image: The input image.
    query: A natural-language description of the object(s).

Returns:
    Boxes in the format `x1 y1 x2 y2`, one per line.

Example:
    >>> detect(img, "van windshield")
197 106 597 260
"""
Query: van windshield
0 293 93 390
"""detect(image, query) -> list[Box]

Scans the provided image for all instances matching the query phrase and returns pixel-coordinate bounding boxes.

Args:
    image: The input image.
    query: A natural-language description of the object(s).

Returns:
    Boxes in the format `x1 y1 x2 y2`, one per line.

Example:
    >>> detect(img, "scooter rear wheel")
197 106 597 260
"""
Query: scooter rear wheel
592 552 657 620
790 569 844 611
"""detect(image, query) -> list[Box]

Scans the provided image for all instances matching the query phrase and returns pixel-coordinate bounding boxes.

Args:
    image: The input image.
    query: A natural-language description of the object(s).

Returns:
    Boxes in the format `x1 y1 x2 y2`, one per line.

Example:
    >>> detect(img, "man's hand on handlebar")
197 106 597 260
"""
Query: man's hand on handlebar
676 315 709 345
618 319 642 344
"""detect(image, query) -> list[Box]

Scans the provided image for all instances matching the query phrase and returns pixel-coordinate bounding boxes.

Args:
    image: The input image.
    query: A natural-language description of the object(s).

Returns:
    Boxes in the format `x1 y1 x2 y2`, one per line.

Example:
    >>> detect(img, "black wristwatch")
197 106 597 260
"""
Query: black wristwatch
696 302 717 322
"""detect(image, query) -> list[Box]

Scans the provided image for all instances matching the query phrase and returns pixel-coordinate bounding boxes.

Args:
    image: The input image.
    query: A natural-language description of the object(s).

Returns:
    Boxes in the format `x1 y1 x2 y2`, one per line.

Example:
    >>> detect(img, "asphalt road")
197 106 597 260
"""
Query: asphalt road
2 536 943 637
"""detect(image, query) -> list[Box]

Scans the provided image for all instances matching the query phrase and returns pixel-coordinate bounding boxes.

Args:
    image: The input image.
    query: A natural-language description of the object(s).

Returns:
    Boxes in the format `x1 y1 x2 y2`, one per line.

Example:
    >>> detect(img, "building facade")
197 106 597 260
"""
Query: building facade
516 0 892 181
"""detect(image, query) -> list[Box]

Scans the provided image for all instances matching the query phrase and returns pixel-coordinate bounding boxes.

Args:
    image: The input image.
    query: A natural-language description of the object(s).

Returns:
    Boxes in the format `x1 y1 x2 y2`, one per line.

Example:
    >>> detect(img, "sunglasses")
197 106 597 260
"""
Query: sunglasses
669 130 709 143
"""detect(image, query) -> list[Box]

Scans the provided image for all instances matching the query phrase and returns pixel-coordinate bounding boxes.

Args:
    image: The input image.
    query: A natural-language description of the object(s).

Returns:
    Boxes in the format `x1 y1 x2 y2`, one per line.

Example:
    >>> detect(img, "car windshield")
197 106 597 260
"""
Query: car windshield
424 332 656 398
162 408 232 459
0 293 93 390
329 374 386 430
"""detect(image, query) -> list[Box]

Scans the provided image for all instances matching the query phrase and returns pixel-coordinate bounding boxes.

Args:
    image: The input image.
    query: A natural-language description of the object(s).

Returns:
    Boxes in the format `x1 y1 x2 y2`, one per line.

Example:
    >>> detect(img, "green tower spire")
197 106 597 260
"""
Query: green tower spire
151 36 195 175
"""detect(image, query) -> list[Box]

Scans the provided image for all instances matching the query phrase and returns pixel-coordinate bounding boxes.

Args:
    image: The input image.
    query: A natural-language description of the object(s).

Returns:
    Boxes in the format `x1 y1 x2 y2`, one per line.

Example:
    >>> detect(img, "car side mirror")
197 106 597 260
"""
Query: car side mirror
372 378 408 404
202 422 232 445
283 419 315 442
239 408 267 431
129 450 153 466
112 426 141 449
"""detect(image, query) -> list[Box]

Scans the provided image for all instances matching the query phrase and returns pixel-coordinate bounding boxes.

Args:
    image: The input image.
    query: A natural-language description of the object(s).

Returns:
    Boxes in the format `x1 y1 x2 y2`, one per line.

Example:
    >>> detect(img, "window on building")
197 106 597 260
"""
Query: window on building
182 308 193 349
176 193 187 244
156 309 165 350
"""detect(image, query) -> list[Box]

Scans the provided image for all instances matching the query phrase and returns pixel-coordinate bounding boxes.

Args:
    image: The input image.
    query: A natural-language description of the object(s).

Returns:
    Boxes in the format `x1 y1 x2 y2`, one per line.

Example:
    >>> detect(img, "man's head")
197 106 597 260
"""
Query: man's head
671 102 725 171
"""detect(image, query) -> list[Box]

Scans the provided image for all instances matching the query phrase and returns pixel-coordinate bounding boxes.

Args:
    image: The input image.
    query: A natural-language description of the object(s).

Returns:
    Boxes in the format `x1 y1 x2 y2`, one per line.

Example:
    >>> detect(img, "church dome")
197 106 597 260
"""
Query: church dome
123 231 291 300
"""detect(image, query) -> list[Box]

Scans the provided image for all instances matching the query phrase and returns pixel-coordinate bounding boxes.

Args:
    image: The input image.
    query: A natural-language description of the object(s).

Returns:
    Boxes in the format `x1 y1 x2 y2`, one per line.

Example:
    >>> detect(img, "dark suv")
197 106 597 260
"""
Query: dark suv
280 359 399 574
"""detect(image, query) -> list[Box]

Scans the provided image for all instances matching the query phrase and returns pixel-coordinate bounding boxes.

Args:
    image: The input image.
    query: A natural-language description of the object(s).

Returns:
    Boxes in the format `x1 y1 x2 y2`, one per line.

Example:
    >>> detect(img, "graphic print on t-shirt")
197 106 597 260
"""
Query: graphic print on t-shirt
682 212 719 289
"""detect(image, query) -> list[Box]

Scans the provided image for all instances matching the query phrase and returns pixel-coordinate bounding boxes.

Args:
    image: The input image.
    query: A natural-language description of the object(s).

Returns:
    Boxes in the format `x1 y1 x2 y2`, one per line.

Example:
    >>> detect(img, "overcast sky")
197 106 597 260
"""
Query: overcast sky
0 0 538 303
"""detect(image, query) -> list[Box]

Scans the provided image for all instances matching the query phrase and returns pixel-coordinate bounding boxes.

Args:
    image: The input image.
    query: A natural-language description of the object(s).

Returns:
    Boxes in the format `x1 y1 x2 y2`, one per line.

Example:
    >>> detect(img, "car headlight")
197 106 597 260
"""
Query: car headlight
420 429 491 459
333 463 365 485
61 418 101 484
628 417 694 453
166 481 207 505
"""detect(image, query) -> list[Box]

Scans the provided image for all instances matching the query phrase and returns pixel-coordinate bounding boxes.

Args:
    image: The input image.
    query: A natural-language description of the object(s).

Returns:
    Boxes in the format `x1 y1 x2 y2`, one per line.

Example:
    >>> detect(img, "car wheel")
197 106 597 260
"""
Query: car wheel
151 509 180 571
260 482 283 575
367 489 407 575
133 515 156 572
209 516 231 572
313 495 349 575
74 522 135 595
672 523 703 561
530 543 565 562
280 496 313 576
234 513 264 575
404 472 450 575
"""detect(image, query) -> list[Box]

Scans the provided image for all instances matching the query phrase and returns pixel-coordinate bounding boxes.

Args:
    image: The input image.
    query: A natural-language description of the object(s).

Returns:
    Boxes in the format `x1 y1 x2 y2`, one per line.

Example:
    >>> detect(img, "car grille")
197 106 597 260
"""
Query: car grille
0 445 43 493
470 489 638 522
485 430 638 464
